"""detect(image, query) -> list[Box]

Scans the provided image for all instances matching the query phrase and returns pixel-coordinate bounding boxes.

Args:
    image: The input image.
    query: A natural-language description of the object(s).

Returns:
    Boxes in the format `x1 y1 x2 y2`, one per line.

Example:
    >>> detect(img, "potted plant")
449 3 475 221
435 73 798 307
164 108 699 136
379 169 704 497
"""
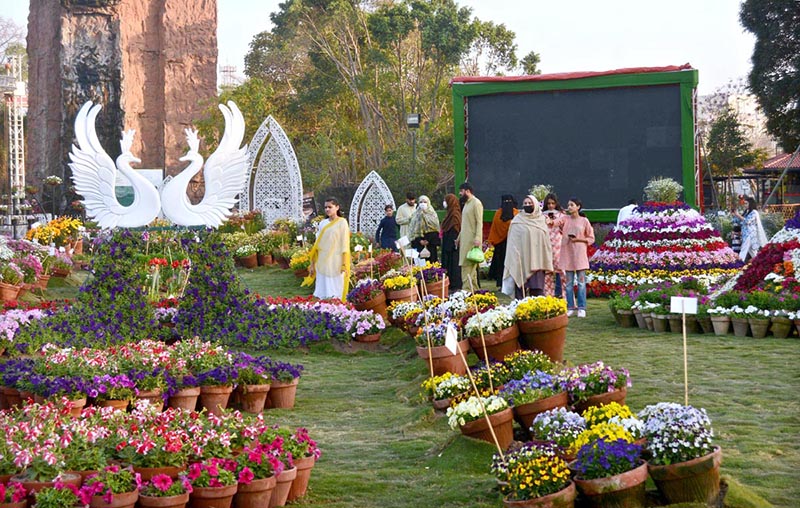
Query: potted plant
414 319 469 376
513 295 569 361
346 279 387 320
561 362 630 413
288 249 311 278
500 370 567 431
381 271 417 303
138 474 192 508
572 438 646 507
285 427 321 503
50 253 73 277
0 481 27 508
744 304 771 339
113 415 189 481
82 465 139 508
770 309 795 338
186 458 238 508
31 483 83 508
233 443 284 508
0 263 23 301
707 305 732 335
234 245 258 269
503 350 556 381
231 353 272 414
421 373 470 410
639 402 721 505
727 305 751 337
446 394 513 450
91 374 137 411
350 311 385 343
530 408 587 453
464 306 520 363
492 441 575 508
418 265 449 299
265 361 303 409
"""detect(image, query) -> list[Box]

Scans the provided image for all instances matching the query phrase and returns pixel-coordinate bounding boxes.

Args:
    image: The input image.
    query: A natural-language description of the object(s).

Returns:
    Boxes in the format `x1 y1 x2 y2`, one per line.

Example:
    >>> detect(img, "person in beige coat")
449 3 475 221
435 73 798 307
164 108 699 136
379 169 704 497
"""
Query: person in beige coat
457 182 484 291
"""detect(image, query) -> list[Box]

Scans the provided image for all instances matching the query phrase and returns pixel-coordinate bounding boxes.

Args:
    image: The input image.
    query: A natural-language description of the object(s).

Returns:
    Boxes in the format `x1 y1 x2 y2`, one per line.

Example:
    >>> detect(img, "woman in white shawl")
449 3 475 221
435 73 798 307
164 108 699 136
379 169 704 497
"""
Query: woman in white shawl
502 195 554 299
733 195 767 262
409 195 441 263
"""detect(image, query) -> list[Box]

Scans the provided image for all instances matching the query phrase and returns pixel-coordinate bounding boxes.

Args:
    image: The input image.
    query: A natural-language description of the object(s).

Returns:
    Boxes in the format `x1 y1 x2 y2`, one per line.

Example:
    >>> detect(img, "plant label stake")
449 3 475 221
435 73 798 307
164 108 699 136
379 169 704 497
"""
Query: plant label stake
446 322 506 463
467 276 494 392
416 273 435 377
671 296 697 406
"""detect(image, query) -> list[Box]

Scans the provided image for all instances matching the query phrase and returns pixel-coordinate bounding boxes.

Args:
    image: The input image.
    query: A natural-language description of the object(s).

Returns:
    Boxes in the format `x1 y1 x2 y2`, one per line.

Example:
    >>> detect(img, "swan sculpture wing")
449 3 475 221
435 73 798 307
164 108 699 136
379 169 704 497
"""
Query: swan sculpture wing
68 101 161 228
160 101 249 227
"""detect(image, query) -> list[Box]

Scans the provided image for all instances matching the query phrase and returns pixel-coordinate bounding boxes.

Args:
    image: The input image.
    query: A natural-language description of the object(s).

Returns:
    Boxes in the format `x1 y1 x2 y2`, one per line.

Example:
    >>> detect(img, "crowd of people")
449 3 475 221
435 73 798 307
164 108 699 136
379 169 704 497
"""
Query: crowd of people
306 183 595 318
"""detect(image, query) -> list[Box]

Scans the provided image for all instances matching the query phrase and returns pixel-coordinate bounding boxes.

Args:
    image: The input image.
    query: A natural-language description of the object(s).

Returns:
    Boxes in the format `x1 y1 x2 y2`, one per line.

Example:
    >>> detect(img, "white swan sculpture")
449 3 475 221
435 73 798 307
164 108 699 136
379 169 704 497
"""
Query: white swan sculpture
159 101 249 227
69 102 162 228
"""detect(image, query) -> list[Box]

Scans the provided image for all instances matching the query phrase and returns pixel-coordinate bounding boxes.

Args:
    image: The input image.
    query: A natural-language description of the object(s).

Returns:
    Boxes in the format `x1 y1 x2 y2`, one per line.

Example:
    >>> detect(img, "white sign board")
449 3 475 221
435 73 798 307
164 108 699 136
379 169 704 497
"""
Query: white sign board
670 296 698 315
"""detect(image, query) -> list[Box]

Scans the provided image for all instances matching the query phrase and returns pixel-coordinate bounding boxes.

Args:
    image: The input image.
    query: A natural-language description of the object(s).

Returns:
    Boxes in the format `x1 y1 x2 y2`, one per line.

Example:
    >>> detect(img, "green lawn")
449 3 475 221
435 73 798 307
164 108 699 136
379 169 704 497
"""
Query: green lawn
36 267 796 507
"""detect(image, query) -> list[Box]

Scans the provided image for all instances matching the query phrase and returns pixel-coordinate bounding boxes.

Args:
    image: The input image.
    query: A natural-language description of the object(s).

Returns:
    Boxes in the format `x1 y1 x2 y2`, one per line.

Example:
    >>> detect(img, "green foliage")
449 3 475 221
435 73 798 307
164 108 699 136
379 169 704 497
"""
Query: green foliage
32 486 81 508
520 51 542 75
643 176 683 202
706 107 759 178
740 0 800 151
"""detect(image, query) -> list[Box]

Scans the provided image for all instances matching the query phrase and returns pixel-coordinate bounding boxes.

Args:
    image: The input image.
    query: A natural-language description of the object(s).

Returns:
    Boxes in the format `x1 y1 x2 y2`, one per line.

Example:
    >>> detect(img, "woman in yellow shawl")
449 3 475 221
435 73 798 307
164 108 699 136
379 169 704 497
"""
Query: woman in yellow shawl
502 195 553 299
306 197 351 300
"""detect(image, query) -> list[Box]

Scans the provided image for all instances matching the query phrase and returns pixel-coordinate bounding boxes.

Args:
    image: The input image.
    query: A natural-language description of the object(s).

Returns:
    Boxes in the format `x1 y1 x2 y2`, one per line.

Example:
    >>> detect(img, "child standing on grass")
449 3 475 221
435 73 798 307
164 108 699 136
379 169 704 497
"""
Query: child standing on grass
561 197 594 318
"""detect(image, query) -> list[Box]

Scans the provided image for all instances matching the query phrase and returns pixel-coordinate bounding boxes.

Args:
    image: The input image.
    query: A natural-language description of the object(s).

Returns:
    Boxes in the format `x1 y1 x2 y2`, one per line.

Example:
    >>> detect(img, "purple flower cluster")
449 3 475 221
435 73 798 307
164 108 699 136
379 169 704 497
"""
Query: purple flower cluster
785 210 800 230
633 202 691 214
573 438 642 479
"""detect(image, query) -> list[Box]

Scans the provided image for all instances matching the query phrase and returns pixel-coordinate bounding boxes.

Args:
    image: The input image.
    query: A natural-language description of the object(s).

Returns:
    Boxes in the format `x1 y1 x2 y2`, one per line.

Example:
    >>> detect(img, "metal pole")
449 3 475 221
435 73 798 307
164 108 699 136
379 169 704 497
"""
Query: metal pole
411 130 417 174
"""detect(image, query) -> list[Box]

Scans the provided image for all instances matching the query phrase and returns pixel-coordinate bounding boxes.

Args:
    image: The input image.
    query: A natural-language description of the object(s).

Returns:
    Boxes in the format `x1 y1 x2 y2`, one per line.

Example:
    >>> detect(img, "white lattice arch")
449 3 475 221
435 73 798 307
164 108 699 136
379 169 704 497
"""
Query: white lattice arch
240 116 303 226
349 171 396 238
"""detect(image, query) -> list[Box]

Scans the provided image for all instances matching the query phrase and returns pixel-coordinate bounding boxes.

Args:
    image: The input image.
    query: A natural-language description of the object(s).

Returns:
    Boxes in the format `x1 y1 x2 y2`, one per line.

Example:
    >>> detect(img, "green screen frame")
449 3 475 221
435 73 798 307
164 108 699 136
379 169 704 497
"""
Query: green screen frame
451 69 699 222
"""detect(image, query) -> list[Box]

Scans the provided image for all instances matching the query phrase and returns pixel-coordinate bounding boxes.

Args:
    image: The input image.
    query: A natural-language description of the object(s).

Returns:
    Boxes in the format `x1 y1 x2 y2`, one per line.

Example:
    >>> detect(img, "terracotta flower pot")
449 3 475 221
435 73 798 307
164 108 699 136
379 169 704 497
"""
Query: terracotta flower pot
513 392 569 430
97 399 129 412
355 332 381 343
697 316 713 334
616 310 636 328
651 314 669 333
3 387 22 408
234 476 276 508
266 378 299 409
189 484 237 508
37 274 51 290
748 318 770 339
68 397 87 417
643 314 654 331
425 277 449 299
90 490 138 508
730 317 750 337
237 384 271 414
268 467 296 508
286 456 315 502
133 466 185 482
13 472 82 502
0 501 27 508
137 492 190 508
199 385 234 416
518 314 568 362
257 253 273 266
710 315 730 336
771 316 793 339
468 324 521 363
385 286 418 303
66 468 98 485
0 281 20 302
354 292 388 321
432 397 452 411
574 460 647 508
136 389 165 411
51 267 71 277
648 446 722 506
632 310 647 329
572 387 627 414
293 268 309 278
237 254 258 269
459 407 514 450
502 480 576 508
168 387 201 411
416 339 470 376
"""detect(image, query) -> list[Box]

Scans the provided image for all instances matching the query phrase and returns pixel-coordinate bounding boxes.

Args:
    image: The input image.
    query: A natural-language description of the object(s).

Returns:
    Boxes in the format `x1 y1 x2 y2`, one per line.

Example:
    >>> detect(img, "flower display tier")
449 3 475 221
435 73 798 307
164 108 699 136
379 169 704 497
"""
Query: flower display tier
589 202 742 295
724 210 800 293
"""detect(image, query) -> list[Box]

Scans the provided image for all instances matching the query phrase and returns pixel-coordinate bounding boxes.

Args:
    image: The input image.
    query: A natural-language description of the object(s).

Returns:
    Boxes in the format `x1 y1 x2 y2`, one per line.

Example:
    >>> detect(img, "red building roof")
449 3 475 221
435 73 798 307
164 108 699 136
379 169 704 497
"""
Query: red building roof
450 64 694 85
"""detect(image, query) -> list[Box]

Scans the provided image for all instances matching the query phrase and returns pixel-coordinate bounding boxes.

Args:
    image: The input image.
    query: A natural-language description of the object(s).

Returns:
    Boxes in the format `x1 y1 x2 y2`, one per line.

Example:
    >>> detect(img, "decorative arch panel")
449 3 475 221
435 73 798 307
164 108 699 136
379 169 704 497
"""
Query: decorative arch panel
349 170 396 238
241 116 303 226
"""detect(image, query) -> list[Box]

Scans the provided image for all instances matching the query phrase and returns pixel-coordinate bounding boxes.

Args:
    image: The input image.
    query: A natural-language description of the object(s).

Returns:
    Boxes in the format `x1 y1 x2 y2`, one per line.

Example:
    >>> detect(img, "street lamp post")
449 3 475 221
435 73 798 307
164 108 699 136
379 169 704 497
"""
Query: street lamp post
406 113 420 173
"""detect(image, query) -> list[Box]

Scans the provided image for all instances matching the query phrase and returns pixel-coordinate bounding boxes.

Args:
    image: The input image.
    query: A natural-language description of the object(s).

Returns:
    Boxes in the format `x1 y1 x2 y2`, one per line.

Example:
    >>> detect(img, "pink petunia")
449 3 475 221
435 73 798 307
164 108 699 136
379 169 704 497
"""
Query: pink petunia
238 467 255 485
152 474 173 492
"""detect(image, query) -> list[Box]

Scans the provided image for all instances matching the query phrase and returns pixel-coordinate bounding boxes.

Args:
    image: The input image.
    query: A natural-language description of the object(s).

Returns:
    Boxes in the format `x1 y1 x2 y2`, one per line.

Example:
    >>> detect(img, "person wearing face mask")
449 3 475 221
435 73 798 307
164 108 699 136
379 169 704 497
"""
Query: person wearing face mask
501 195 553 299
409 195 441 263
440 193 463 290
487 194 518 288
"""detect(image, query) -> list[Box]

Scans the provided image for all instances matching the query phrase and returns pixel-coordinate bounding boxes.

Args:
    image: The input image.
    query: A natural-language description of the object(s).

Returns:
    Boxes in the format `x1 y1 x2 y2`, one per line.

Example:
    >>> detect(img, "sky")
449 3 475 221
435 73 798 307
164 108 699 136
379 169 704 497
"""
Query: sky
5 0 755 96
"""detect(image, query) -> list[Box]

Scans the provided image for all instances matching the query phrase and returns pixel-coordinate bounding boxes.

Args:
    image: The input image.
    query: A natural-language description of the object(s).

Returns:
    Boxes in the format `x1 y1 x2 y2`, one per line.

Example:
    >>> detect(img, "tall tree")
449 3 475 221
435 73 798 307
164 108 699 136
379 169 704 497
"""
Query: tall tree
740 0 800 151
520 51 541 75
706 107 762 205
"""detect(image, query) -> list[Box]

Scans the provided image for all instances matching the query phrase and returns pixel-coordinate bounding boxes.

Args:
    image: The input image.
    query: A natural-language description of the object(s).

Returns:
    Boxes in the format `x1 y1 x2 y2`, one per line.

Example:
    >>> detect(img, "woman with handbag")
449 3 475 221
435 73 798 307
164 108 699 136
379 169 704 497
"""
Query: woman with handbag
502 195 553 299
409 195 441 263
